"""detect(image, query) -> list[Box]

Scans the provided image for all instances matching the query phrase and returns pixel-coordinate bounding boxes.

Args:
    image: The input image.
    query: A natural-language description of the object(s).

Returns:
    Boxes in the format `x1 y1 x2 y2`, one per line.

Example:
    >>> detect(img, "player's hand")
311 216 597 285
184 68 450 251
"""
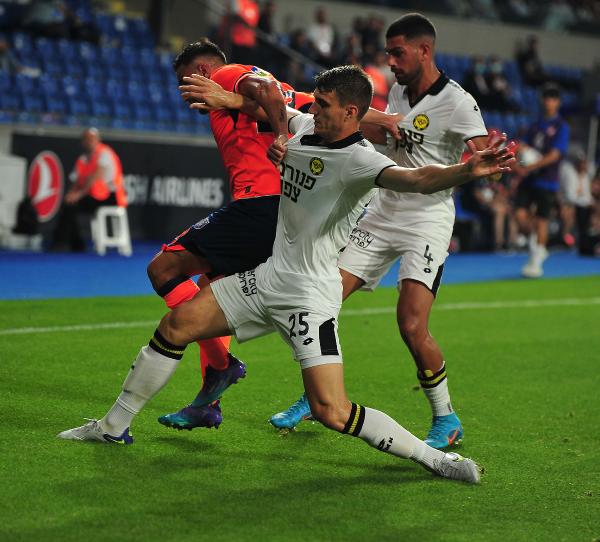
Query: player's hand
64 189 82 204
180 75 237 111
267 134 288 166
466 133 517 179
383 112 403 140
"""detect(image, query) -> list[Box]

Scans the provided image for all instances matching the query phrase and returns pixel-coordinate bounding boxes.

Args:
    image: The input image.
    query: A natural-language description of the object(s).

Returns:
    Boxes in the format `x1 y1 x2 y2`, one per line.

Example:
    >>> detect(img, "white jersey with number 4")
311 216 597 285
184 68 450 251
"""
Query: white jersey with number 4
373 73 487 230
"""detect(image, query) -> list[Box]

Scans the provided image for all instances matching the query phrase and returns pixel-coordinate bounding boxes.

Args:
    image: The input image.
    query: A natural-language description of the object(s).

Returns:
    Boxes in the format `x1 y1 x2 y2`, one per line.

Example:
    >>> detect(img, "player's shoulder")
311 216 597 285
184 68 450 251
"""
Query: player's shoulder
444 78 477 106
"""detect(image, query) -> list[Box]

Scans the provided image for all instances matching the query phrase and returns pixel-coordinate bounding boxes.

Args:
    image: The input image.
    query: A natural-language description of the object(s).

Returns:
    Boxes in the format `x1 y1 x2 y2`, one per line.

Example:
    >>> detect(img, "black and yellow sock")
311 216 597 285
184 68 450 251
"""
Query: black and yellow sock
417 362 454 416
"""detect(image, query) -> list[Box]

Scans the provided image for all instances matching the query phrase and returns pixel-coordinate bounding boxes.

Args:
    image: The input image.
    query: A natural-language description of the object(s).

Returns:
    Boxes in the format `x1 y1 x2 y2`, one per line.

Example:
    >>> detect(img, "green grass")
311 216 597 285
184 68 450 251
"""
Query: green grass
1 276 599 542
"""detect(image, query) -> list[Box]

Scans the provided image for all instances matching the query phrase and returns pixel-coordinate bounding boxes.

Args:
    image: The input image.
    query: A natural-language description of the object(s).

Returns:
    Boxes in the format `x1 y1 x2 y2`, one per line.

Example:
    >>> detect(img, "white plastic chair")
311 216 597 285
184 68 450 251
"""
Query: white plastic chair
91 206 132 256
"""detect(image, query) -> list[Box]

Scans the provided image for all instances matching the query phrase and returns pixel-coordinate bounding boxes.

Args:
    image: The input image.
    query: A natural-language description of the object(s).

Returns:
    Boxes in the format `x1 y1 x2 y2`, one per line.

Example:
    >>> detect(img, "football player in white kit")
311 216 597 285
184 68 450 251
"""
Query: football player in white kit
271 14 493 449
58 65 514 483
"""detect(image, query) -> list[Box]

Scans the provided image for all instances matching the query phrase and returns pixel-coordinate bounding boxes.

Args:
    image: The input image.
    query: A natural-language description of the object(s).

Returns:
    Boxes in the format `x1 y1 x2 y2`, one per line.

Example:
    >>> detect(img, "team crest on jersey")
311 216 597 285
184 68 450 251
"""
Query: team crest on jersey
309 157 324 175
412 114 429 131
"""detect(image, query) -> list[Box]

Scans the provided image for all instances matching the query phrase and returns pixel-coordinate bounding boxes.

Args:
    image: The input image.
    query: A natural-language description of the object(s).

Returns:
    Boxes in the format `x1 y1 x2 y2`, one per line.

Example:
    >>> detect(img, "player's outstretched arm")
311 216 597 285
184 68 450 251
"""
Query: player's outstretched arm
378 135 517 194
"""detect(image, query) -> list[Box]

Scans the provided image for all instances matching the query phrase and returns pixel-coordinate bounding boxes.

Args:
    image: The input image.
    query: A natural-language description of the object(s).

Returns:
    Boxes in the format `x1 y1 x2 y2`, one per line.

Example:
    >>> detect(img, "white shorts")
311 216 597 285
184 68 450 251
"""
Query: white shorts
211 265 343 369
338 207 451 294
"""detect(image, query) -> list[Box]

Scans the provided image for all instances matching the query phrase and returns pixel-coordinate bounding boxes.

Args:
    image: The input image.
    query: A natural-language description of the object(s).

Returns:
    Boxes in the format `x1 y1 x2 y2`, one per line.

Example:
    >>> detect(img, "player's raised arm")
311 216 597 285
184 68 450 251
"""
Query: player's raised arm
378 135 517 194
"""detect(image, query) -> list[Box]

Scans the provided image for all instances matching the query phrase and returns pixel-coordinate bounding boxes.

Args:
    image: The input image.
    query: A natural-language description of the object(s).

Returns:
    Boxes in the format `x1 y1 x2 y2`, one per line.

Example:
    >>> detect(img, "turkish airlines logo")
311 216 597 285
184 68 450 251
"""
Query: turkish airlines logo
27 151 64 222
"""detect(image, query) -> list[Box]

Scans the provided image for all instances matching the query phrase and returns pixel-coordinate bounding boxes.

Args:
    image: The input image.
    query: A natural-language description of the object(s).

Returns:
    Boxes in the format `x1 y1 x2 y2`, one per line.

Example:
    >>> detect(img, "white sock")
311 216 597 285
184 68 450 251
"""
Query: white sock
419 362 454 417
101 341 182 435
345 404 444 469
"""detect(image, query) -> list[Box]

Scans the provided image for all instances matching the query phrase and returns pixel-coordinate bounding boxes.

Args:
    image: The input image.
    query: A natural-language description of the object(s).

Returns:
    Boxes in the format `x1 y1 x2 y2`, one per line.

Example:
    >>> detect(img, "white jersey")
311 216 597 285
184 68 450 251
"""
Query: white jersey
373 73 487 230
265 113 396 289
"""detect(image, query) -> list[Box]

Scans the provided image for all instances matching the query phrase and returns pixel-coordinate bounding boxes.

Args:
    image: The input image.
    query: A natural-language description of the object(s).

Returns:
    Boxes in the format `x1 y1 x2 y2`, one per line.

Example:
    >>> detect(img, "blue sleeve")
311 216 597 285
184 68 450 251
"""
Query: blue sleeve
551 121 569 155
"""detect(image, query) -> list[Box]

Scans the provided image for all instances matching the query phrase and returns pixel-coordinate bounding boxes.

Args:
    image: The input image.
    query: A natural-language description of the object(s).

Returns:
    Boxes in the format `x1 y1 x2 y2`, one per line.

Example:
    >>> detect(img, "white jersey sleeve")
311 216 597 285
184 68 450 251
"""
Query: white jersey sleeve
289 113 314 135
341 145 396 191
448 94 487 142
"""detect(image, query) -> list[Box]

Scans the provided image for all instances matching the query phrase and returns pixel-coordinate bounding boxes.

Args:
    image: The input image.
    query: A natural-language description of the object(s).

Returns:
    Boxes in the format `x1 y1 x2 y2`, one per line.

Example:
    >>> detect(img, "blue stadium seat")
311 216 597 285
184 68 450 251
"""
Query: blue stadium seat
90 99 111 118
63 77 83 98
10 32 34 57
99 45 120 66
15 73 35 94
0 93 21 111
35 37 59 60
41 58 64 77
0 72 13 91
139 48 158 69
23 94 44 113
78 42 99 62
67 97 90 116
57 38 80 61
45 94 67 114
83 76 107 100
112 101 132 120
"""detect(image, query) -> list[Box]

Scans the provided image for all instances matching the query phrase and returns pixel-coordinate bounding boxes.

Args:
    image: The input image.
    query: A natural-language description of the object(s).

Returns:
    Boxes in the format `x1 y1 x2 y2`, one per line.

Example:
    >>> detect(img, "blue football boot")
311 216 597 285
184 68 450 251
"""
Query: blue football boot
192 354 247 407
158 401 222 431
424 412 463 449
269 393 313 430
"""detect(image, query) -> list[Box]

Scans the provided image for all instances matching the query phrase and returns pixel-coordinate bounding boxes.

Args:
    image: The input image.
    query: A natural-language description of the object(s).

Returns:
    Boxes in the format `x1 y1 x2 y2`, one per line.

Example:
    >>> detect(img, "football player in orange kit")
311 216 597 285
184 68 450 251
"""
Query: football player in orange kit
134 39 314 432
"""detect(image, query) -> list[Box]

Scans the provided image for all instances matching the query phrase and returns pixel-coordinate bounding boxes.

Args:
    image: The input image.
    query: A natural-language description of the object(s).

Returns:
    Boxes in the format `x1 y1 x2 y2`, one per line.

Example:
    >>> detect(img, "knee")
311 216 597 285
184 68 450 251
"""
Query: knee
309 401 350 432
160 308 192 346
147 255 173 291
398 314 425 346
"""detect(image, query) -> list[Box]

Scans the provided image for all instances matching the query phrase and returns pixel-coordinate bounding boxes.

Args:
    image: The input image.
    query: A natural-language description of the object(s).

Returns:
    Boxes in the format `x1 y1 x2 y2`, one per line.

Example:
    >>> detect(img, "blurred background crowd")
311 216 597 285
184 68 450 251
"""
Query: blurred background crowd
1 0 599 255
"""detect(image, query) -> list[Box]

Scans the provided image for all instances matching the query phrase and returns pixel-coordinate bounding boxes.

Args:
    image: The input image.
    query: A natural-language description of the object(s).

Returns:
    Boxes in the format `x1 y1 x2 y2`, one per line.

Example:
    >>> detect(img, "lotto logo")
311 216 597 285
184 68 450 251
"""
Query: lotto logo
27 151 64 222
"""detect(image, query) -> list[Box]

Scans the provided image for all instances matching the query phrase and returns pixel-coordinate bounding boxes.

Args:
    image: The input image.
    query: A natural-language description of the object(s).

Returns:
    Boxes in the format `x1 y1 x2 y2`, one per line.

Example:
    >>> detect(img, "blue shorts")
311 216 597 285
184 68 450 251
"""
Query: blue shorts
164 196 279 278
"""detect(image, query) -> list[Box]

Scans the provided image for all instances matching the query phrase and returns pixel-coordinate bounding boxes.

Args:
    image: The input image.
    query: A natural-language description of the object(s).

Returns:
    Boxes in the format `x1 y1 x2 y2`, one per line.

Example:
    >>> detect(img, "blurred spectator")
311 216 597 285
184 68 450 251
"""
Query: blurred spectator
487 56 517 112
0 38 20 74
257 0 279 74
359 14 384 63
219 0 259 65
559 149 595 254
463 56 492 109
286 28 318 90
307 6 336 67
516 35 547 88
590 172 600 254
0 38 40 77
514 83 570 277
543 0 577 31
22 0 69 39
364 50 390 111
51 128 127 252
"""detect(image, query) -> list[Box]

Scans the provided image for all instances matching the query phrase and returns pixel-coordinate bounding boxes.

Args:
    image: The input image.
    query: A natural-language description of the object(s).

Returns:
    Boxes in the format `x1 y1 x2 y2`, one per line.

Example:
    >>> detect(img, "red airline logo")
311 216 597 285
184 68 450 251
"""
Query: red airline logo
27 151 64 222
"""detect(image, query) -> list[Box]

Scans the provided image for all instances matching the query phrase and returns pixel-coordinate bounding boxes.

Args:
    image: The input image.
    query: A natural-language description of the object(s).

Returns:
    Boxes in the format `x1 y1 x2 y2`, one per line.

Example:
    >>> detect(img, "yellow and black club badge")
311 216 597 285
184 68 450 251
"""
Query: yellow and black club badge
309 157 324 175
412 114 429 131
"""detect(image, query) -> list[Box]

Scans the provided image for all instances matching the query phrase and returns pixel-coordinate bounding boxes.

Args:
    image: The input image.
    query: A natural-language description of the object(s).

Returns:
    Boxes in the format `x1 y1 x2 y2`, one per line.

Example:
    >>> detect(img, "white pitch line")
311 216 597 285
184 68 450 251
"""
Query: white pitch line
1 297 599 336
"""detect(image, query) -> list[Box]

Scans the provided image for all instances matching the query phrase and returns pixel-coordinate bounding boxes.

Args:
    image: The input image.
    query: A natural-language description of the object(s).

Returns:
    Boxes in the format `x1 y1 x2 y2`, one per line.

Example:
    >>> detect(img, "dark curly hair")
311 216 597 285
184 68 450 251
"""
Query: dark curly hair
173 39 227 71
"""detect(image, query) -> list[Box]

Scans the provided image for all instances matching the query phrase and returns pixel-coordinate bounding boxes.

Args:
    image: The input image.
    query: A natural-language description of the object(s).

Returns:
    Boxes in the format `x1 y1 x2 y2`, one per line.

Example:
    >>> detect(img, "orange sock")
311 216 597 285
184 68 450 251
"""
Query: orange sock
199 336 232 377
162 279 199 309
159 275 233 378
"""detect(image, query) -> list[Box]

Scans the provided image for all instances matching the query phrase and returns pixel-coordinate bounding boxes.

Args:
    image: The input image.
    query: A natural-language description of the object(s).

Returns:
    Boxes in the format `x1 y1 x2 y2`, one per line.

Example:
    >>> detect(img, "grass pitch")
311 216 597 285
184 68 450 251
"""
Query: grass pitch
1 276 599 542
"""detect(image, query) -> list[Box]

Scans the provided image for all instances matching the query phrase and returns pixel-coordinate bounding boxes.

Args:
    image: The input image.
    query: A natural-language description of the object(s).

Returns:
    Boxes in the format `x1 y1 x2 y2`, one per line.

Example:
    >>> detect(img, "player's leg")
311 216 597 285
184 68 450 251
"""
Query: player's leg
301 361 481 483
268 218 394 431
58 285 231 442
269 269 366 430
396 277 462 448
522 190 552 278
160 198 279 428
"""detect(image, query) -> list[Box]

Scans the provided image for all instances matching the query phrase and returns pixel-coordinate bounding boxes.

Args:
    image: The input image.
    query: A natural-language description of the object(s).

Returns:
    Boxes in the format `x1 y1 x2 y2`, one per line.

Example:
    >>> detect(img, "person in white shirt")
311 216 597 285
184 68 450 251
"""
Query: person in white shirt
273 14 494 449
58 65 514 483
559 150 595 254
